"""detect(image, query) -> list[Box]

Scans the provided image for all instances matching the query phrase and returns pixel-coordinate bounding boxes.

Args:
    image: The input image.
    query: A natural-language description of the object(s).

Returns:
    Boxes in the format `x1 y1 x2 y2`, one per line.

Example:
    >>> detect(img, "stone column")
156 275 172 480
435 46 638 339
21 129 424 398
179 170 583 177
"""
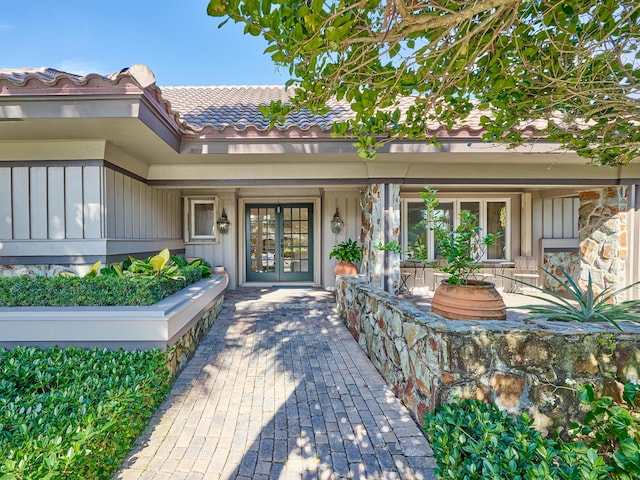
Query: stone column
578 186 628 296
359 184 400 293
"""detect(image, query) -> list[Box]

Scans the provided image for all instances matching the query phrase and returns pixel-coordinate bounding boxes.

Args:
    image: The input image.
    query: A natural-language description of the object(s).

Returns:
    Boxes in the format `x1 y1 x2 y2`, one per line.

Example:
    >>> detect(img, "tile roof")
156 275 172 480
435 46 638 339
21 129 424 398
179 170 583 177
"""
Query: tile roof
158 86 524 135
0 65 552 136
0 66 138 86
0 67 86 84
159 86 353 132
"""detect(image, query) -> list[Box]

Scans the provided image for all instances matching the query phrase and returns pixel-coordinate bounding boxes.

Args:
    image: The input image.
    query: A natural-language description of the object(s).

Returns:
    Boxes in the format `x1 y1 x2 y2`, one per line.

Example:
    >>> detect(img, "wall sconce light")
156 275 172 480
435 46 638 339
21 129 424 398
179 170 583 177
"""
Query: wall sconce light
217 209 230 234
330 208 344 234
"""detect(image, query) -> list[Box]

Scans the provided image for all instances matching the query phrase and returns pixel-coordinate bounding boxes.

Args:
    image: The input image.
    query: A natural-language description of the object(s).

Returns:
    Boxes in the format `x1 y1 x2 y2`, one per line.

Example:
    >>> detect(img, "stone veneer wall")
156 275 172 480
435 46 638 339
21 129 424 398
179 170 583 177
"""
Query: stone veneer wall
336 275 640 435
166 294 225 378
360 184 401 293
579 186 628 295
360 184 383 286
0 264 89 277
542 251 580 292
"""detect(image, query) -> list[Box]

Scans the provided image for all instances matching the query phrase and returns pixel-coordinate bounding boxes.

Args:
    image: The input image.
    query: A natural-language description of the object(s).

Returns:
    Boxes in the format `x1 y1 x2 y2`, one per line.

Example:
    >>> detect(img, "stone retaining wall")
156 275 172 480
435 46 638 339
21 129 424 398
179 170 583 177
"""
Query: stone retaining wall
166 294 224 377
336 275 640 435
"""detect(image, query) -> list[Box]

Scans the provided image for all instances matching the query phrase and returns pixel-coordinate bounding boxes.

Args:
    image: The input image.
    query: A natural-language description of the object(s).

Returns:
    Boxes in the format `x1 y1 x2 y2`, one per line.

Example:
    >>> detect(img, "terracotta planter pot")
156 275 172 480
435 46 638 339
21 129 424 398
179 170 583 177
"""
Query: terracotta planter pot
334 261 358 276
431 280 506 320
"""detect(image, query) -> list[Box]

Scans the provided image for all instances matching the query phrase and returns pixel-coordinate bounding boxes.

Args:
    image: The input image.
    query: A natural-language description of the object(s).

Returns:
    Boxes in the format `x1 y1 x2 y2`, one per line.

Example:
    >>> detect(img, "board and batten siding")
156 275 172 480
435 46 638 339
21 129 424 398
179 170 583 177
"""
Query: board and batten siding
532 195 580 275
0 164 183 265
104 169 181 240
0 165 104 241
541 197 580 239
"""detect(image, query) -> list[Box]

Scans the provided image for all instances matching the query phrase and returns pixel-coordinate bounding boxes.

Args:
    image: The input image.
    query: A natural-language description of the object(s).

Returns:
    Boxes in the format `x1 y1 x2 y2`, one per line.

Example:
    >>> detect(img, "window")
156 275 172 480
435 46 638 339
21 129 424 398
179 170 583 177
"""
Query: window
185 197 218 242
403 197 510 261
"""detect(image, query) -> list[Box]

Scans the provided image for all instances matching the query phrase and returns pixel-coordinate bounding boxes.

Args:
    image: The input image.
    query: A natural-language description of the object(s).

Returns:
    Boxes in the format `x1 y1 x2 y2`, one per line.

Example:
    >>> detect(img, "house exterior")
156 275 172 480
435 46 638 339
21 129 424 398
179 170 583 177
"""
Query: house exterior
1 64 639 297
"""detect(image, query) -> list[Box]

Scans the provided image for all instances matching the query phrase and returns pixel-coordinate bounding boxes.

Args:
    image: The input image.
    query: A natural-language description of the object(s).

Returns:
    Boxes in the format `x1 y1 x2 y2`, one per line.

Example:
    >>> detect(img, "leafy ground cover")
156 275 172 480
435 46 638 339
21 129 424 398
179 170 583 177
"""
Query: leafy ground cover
424 383 640 480
0 272 202 307
0 347 170 479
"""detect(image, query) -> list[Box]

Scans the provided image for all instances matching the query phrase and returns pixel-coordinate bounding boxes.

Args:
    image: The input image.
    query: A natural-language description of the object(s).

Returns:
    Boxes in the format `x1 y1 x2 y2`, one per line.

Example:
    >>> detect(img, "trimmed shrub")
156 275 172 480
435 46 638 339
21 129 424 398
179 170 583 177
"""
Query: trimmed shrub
423 399 610 479
0 346 170 479
570 383 640 479
0 265 203 307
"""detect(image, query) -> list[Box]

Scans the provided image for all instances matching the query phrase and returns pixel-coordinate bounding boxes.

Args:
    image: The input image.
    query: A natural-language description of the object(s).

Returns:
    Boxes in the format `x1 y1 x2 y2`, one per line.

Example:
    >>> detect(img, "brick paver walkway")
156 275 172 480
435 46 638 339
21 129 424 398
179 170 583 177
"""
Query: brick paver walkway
115 288 436 479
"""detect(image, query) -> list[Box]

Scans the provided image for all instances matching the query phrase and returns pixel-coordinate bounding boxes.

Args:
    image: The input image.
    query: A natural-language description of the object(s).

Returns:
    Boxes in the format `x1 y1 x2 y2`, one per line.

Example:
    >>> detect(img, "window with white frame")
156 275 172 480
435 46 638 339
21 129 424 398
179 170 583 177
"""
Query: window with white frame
403 197 510 261
185 197 218 242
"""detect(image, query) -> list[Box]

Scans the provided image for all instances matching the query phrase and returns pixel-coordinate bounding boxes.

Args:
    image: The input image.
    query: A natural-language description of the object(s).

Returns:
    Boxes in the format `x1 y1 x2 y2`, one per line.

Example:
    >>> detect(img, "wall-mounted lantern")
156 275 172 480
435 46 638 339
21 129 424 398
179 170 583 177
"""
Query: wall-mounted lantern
330 208 344 234
217 209 231 234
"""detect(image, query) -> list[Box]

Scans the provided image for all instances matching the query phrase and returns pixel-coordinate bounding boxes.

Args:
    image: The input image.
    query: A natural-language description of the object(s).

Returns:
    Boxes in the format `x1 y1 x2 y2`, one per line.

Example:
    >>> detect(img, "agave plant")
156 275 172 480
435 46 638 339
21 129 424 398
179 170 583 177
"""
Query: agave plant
515 269 640 330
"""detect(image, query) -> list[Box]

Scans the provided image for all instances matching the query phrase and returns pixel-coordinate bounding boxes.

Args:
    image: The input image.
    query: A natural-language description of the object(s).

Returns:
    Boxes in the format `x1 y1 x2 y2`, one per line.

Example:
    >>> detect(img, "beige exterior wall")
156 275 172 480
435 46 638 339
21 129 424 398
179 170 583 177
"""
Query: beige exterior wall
184 191 238 288
180 186 363 290
323 188 363 289
103 168 181 241
531 194 580 264
0 164 104 241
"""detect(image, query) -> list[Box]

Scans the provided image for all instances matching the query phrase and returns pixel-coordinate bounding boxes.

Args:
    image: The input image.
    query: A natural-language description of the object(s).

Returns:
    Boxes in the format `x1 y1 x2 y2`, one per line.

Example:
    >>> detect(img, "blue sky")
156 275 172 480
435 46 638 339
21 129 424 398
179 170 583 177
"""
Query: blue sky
1 0 287 86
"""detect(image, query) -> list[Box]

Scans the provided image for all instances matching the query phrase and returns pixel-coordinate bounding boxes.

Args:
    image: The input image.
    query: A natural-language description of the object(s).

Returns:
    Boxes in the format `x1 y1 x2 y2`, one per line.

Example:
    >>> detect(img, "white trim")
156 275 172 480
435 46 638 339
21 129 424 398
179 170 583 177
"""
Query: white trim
401 194 512 262
0 239 185 257
183 195 220 244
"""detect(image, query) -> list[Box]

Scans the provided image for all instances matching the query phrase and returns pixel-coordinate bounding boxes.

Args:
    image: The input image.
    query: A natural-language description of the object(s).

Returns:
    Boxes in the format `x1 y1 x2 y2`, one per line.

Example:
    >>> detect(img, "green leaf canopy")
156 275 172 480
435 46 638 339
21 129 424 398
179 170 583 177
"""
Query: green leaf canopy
209 0 639 165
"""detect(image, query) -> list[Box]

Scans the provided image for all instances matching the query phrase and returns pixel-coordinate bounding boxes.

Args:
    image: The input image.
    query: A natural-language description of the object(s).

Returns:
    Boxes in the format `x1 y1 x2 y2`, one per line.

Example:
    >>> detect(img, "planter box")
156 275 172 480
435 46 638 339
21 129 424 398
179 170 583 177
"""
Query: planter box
336 275 640 435
0 275 229 351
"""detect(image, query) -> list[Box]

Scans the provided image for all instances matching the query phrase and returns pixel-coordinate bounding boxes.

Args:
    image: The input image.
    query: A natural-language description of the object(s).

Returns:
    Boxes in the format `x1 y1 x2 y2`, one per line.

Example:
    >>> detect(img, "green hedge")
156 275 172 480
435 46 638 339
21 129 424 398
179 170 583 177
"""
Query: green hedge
0 266 203 307
423 399 610 479
0 346 171 479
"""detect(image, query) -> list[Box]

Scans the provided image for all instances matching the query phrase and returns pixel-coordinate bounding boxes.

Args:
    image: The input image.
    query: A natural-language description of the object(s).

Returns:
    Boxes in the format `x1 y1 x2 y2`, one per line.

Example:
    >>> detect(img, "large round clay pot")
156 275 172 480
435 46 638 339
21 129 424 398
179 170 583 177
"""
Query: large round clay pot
334 261 358 275
431 280 506 320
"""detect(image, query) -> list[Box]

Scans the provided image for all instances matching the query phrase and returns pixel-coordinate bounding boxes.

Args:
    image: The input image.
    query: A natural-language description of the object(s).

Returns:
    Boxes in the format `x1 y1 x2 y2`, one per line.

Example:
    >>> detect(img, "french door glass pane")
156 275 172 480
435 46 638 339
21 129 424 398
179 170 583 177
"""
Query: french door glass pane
249 207 276 274
459 201 482 259
283 207 309 273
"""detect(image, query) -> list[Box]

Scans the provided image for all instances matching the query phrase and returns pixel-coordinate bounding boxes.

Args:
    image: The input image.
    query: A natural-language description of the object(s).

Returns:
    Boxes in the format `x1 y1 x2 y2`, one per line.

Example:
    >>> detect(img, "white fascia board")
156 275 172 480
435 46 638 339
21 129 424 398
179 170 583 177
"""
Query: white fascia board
181 137 568 156
0 95 142 120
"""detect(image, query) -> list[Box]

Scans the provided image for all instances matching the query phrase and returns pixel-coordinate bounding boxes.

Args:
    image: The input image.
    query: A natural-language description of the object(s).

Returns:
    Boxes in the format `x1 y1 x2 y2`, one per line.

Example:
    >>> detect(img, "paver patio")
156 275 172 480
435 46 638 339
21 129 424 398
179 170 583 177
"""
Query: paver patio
114 288 436 480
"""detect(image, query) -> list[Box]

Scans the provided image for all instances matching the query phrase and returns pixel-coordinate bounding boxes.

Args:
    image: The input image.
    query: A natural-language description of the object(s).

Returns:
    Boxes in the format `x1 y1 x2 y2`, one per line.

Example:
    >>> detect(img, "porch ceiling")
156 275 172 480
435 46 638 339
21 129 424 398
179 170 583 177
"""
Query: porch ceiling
2 114 638 191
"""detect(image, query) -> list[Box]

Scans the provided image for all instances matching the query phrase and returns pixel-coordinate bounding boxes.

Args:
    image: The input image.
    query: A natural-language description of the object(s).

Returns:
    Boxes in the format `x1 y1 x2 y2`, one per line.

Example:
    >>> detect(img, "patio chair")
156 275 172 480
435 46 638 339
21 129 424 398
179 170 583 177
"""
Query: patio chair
512 256 540 292
401 259 427 293
474 262 497 285
432 256 451 290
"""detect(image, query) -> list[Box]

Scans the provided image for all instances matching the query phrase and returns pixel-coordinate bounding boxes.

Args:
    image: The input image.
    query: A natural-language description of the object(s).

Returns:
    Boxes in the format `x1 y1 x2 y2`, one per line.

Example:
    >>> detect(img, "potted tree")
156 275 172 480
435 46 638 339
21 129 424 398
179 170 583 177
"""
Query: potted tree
330 238 362 275
421 186 506 320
